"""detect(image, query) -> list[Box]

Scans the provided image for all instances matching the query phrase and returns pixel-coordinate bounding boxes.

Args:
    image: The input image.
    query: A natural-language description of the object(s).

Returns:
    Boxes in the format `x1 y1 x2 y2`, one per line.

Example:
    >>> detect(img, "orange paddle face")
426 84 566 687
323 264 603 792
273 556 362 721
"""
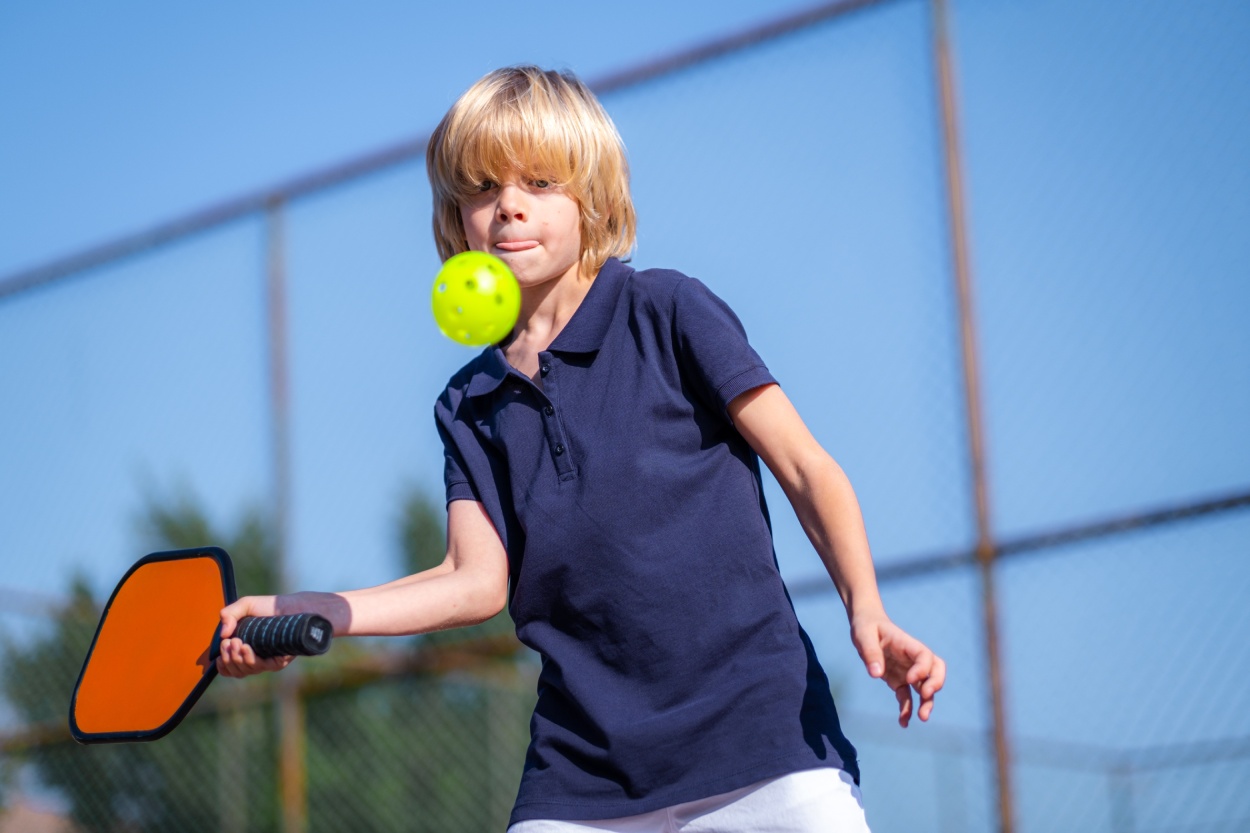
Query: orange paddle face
70 547 235 743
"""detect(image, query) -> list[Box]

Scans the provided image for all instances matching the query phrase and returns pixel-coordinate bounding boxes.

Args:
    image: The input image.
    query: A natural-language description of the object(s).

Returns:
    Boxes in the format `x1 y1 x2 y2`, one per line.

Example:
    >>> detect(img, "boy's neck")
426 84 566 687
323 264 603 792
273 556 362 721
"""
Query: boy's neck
513 265 597 348
505 264 598 383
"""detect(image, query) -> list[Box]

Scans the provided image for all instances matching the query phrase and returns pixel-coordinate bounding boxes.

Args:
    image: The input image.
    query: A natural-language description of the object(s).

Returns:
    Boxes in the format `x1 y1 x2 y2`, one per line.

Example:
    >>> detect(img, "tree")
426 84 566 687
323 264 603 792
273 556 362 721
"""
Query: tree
136 493 279 599
1 493 282 832
2 486 531 833
302 485 531 833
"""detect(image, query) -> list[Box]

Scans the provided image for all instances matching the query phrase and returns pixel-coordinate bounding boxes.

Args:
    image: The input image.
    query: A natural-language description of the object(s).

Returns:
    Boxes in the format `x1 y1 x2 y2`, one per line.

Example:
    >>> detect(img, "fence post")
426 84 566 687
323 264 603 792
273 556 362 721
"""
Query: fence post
266 200 309 833
931 1 1016 831
1109 762 1136 833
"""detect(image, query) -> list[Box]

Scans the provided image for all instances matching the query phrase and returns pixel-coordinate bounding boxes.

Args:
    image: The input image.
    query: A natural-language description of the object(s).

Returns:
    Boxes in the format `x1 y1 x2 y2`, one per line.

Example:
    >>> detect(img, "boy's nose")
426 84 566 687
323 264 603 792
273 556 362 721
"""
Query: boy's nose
496 184 526 222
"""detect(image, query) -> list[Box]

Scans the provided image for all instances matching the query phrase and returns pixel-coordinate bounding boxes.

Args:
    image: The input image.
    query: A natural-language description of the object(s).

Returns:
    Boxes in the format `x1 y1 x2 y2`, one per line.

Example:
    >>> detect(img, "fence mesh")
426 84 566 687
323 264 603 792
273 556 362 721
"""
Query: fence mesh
2 1 1248 831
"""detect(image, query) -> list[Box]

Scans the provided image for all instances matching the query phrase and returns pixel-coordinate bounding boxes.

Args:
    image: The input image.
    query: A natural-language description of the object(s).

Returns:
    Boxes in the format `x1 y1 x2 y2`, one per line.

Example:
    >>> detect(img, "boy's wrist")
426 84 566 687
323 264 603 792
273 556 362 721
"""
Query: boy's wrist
278 591 351 635
845 592 887 623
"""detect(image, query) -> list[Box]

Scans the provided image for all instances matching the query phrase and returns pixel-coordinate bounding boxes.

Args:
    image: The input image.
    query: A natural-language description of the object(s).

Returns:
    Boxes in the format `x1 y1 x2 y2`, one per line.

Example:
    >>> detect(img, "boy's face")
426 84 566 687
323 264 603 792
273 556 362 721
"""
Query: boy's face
460 172 583 289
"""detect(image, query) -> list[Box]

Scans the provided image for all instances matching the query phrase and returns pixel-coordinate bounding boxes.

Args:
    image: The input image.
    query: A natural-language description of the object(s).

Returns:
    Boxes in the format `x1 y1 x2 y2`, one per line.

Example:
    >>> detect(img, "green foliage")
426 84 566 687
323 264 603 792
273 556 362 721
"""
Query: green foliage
2 576 98 727
398 485 446 576
135 491 279 596
305 676 533 832
1 493 283 832
3 486 530 832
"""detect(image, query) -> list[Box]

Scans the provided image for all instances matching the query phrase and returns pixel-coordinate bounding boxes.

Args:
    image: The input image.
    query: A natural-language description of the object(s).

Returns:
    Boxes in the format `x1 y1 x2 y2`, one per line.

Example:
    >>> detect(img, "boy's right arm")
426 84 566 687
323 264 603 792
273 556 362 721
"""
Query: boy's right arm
216 499 508 678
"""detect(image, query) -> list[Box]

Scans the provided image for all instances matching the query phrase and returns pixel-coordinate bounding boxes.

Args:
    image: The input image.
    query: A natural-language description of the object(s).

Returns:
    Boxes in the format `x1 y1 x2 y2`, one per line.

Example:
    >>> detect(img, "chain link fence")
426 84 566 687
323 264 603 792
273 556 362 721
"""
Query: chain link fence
2 0 1248 831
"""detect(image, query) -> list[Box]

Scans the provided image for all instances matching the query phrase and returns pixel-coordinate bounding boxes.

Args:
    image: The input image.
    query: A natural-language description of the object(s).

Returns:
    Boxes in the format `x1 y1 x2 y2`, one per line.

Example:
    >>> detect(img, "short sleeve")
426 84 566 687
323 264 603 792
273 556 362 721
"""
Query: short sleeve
434 395 479 505
672 277 777 417
431 377 517 559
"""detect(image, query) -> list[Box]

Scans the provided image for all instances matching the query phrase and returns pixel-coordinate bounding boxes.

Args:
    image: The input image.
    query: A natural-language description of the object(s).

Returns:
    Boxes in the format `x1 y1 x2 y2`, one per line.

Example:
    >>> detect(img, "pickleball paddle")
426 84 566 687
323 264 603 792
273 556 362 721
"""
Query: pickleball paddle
69 546 332 744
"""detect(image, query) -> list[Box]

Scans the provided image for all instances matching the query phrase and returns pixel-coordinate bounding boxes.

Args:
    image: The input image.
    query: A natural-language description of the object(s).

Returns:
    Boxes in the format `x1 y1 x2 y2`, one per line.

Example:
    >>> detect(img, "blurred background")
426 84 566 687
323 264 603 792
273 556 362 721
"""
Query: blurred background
2 0 1248 831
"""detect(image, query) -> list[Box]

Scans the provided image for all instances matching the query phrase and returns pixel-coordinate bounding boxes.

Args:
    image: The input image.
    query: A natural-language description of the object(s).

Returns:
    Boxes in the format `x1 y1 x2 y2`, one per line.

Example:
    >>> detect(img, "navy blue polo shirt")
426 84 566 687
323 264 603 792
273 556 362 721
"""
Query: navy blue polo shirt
434 258 858 824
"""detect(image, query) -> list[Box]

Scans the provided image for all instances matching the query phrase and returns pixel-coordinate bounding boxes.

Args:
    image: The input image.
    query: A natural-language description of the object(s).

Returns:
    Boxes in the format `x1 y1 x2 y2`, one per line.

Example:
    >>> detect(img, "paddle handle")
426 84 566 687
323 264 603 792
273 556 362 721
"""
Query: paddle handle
234 614 333 658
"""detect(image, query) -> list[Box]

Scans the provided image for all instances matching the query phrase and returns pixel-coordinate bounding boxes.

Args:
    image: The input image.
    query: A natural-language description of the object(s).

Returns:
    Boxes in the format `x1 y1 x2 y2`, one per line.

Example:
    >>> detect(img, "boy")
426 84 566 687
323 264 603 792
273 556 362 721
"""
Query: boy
218 66 945 832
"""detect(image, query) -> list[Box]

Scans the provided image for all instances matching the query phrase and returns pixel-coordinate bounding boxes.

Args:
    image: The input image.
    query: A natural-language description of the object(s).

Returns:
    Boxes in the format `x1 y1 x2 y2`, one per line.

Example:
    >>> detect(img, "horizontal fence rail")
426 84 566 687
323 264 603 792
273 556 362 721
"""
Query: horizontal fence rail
0 0 893 302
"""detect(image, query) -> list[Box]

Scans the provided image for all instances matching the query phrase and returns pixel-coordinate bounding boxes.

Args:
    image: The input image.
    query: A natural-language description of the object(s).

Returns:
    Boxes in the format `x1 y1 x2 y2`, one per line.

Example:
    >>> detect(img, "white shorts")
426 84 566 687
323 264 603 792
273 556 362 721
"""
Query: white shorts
507 767 870 833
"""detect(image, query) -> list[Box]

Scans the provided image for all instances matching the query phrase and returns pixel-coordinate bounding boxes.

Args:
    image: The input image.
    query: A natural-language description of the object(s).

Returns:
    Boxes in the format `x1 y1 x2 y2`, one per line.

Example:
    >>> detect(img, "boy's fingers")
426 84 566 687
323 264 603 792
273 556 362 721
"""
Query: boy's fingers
218 639 256 677
911 655 945 698
223 639 249 674
905 648 936 688
219 598 256 639
852 623 885 678
912 655 946 722
895 684 913 728
220 596 278 639
216 637 293 678
216 639 240 677
920 656 947 699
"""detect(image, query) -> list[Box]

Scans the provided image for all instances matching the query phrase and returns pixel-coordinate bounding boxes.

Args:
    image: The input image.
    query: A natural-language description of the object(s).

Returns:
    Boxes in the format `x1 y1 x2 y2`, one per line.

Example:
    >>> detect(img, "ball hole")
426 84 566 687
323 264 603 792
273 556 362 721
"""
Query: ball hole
437 282 447 292
465 279 477 291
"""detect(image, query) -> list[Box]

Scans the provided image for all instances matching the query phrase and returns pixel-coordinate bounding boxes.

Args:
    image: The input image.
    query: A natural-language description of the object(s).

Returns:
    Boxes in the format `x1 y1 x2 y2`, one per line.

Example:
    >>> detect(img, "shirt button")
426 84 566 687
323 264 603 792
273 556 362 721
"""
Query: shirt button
540 363 551 375
544 405 554 416
555 444 565 455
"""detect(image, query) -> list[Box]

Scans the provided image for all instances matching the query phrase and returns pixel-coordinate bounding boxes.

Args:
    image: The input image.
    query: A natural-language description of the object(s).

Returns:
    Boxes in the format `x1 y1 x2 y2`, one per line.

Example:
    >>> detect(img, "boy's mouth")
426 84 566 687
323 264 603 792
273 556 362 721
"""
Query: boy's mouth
494 240 539 252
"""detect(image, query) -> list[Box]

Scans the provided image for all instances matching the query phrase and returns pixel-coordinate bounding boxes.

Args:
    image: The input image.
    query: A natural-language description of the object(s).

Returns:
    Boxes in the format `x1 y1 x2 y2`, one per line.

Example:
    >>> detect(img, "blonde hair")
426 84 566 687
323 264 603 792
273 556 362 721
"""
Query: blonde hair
426 66 636 275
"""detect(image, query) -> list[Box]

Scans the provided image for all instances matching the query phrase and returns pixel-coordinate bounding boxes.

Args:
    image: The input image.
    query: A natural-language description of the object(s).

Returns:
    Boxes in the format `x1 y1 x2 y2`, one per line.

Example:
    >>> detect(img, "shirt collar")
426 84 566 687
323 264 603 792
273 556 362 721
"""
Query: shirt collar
548 257 630 354
464 347 511 398
463 258 632 398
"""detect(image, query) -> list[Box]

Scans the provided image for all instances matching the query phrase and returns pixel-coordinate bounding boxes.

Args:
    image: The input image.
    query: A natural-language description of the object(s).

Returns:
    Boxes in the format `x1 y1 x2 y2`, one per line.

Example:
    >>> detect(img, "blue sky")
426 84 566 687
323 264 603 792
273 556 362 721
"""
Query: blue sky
2 1 1249 828
0 0 826 276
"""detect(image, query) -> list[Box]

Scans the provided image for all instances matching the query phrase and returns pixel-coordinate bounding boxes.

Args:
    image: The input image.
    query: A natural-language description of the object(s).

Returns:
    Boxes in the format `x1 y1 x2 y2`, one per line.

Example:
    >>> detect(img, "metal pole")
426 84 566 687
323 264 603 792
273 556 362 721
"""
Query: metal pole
785 488 1250 592
1109 763 1136 833
266 200 308 833
931 1 1015 831
590 0 895 94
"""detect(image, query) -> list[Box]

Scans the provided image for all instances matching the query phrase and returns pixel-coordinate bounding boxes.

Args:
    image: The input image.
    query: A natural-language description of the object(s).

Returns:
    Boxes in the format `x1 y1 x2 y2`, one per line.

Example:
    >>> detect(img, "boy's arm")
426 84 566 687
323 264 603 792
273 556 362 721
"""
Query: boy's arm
729 383 946 726
216 499 509 677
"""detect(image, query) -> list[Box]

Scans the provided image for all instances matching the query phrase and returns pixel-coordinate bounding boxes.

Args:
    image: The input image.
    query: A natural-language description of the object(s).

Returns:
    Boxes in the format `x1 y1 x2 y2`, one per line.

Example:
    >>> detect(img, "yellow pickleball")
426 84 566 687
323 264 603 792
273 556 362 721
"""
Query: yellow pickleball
430 252 521 347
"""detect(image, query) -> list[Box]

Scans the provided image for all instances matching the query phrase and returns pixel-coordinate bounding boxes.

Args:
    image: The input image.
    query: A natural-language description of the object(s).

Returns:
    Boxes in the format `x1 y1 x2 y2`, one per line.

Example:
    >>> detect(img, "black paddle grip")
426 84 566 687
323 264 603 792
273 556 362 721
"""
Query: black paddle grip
234 614 333 659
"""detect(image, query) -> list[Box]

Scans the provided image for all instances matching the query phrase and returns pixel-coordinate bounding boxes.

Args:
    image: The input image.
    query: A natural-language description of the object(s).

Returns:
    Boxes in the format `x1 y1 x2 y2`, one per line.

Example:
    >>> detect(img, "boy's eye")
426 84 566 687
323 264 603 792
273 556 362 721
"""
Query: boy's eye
477 180 496 192
532 179 550 188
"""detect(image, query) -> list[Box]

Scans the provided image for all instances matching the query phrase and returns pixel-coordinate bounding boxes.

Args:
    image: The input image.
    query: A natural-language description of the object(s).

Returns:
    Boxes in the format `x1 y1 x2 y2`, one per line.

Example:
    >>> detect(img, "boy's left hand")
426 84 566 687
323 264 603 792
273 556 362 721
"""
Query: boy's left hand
851 613 946 727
